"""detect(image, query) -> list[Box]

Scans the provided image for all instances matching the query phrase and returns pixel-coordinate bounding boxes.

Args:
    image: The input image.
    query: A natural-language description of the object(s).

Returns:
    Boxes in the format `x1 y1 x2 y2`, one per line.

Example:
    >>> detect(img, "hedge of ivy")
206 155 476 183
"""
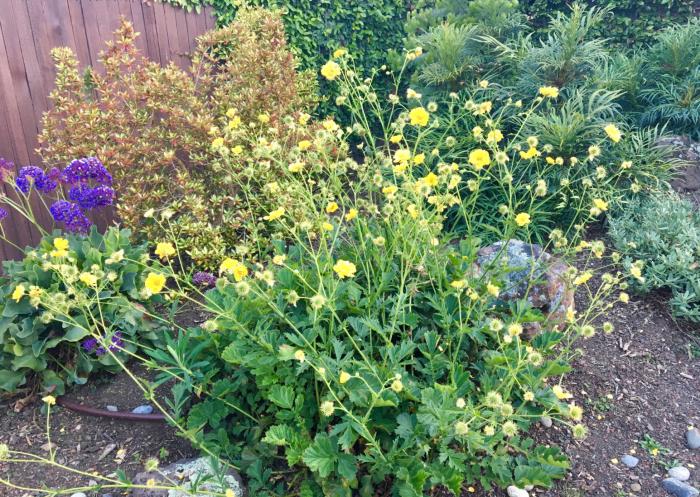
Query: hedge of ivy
520 0 698 46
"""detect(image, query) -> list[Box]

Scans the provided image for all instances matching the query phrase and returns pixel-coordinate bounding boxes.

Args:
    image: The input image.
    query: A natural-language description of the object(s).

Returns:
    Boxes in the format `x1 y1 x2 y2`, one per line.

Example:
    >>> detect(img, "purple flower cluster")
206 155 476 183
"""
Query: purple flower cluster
0 207 8 221
15 166 58 194
82 331 124 356
49 200 92 234
68 184 115 210
63 157 113 186
192 271 217 288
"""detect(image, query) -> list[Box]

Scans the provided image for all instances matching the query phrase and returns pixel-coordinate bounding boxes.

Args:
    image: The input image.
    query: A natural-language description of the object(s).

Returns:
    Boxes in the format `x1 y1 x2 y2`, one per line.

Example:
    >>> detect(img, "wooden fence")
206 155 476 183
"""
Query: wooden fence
0 0 215 261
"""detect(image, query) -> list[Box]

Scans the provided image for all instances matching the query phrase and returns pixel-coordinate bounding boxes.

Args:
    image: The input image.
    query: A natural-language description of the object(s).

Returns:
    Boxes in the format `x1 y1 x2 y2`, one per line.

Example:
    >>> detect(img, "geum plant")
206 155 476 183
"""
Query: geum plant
0 157 163 394
125 54 632 496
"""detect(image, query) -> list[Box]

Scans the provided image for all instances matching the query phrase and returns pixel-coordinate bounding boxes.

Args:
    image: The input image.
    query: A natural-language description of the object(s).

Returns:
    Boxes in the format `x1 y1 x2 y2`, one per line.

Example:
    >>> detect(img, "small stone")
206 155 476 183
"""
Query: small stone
540 416 553 428
687 428 700 450
131 405 154 415
507 486 529 497
631 483 642 492
70 493 87 497
524 485 534 491
622 455 640 468
669 467 691 482
106 405 118 412
662 478 699 497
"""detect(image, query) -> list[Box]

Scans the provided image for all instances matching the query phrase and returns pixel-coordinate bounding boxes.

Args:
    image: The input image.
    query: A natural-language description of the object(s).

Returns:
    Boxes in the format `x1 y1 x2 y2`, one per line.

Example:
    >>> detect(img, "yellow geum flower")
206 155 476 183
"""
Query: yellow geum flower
298 140 312 151
539 86 559 98
604 124 622 143
79 272 98 287
593 198 608 211
382 185 398 196
326 202 339 214
339 371 352 384
144 273 167 294
409 106 430 126
486 129 503 144
552 385 573 400
394 149 411 163
226 490 237 497
11 285 25 303
265 207 285 221
211 137 225 149
468 149 491 170
333 259 357 279
320 60 341 80
322 222 334 231
345 208 358 221
519 147 540 160
42 395 56 406
333 48 347 58
220 258 248 281
258 113 270 123
389 134 403 144
422 172 439 187
51 237 70 257
514 212 531 227
412 153 425 165
288 161 304 173
155 242 176 260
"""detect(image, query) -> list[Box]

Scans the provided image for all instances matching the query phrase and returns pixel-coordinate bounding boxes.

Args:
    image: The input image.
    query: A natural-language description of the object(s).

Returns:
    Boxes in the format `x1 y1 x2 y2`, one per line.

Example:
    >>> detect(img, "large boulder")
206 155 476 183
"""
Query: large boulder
473 239 574 335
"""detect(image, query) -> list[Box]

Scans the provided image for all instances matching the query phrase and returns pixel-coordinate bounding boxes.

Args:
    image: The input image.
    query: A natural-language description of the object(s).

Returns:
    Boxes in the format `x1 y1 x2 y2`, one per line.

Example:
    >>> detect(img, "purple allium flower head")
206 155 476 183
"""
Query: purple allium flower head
49 200 92 234
63 157 112 186
192 271 217 288
15 166 57 194
68 184 115 210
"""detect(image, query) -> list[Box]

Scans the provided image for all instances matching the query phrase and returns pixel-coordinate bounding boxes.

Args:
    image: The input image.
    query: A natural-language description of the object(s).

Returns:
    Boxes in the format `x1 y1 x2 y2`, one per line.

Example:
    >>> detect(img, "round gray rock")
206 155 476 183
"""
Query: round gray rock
621 454 639 468
507 486 529 497
669 467 691 482
70 493 87 497
687 428 700 450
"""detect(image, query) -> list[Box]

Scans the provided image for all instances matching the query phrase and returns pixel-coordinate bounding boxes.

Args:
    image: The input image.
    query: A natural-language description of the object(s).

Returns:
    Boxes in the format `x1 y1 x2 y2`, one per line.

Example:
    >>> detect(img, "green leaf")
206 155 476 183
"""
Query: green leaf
302 433 338 478
268 385 295 409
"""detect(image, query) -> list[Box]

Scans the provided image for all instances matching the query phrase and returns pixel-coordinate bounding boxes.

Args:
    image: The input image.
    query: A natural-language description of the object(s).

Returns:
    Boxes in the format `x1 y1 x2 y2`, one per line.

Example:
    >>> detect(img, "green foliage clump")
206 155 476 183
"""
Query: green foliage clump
519 0 697 47
0 228 161 394
609 193 700 322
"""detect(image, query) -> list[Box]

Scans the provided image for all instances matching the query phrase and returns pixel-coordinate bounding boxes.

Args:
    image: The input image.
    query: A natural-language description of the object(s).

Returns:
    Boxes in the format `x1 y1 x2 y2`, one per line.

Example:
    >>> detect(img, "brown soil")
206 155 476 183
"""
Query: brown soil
0 364 196 497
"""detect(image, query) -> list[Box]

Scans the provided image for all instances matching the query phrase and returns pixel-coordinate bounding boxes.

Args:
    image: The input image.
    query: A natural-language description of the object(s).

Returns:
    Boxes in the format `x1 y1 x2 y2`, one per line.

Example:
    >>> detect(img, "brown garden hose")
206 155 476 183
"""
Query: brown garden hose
56 396 166 422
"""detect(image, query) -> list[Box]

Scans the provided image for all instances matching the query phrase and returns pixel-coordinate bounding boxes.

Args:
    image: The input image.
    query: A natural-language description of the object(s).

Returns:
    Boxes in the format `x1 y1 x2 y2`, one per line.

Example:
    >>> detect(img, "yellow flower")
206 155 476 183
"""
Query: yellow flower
333 259 357 279
228 116 241 129
468 149 491 170
412 153 425 165
523 391 535 402
226 490 237 497
604 124 622 143
345 208 358 221
333 48 347 58
288 161 304 173
409 106 430 126
486 129 503 144
394 149 411 163
11 285 25 302
574 271 592 285
539 86 559 98
514 212 531 227
389 134 403 144
220 258 248 281
226 108 237 119
630 265 643 281
326 202 339 214
423 172 439 187
487 283 500 297
79 272 98 287
42 395 56 406
145 273 166 294
265 207 285 221
322 119 339 132
155 242 176 260
298 140 312 151
450 279 466 289
382 185 398 196
298 113 311 125
619 292 629 303
339 371 352 384
519 147 540 160
273 254 286 265
552 385 572 400
479 79 489 88
294 350 306 362
211 137 225 149
593 198 608 211
320 60 341 80
322 222 334 231
258 113 270 123
54 238 69 251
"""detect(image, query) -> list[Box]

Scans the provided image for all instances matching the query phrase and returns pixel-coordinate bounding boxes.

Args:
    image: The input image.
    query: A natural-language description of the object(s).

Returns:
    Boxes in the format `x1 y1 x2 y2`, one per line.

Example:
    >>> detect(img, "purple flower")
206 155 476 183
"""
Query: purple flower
15 166 57 194
108 331 124 352
68 184 115 210
192 271 217 288
0 207 7 221
49 200 92 234
63 157 112 186
82 337 98 353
